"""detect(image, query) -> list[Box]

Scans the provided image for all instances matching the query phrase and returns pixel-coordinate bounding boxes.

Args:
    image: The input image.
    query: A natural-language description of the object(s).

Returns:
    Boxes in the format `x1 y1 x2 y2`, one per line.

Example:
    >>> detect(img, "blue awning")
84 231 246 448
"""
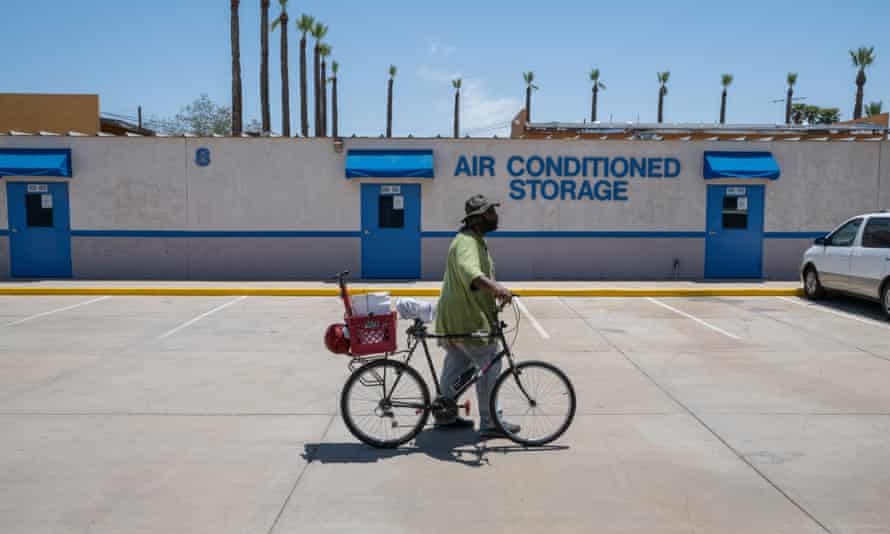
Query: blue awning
345 149 434 178
703 151 780 180
0 149 73 178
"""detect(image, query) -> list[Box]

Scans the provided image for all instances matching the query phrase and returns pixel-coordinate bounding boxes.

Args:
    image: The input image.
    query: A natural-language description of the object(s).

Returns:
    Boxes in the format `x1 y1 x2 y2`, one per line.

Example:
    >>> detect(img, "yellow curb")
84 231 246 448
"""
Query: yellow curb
0 287 805 297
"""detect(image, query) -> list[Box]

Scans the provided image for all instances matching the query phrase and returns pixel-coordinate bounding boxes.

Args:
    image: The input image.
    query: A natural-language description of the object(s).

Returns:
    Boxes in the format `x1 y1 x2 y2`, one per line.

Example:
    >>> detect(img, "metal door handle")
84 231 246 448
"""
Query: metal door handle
11 228 18 233
708 231 717 235
363 230 370 235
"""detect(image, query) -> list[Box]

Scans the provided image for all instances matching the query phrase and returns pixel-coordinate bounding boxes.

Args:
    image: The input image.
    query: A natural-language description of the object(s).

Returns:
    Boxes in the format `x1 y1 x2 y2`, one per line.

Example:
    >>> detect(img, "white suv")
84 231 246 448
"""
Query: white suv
801 212 890 319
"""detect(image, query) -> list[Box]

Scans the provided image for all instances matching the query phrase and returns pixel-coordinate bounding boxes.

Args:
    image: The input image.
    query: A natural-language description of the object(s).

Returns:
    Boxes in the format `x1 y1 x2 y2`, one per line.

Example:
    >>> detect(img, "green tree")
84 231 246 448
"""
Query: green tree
260 0 271 133
164 95 233 136
816 107 840 124
311 22 328 136
452 78 462 138
230 0 243 136
865 101 883 117
296 14 314 137
271 0 290 136
785 73 798 125
386 65 397 138
523 71 538 122
589 69 605 122
850 46 876 119
719 74 733 124
657 71 670 123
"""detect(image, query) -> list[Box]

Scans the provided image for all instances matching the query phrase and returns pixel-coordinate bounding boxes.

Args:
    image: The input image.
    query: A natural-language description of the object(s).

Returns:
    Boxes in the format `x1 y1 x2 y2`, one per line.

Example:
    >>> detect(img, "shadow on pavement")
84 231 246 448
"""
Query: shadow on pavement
303 427 569 467
812 294 889 322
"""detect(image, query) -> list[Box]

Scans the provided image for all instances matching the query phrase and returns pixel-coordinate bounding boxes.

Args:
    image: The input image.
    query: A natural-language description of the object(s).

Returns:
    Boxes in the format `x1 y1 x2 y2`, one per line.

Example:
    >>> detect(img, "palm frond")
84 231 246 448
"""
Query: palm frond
389 65 397 78
597 82 606 90
523 71 534 84
721 73 733 87
271 17 281 31
452 78 462 89
786 72 798 87
319 43 332 57
311 22 327 39
851 46 876 67
531 84 539 91
332 61 339 74
865 101 883 116
297 14 315 33
589 68 600 82
657 71 670 84
279 0 288 8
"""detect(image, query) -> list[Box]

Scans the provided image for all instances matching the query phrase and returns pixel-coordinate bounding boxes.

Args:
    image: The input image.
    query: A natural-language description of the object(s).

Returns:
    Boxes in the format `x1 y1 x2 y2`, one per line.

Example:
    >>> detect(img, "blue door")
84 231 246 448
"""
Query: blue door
361 183 421 279
705 184 764 279
6 182 72 278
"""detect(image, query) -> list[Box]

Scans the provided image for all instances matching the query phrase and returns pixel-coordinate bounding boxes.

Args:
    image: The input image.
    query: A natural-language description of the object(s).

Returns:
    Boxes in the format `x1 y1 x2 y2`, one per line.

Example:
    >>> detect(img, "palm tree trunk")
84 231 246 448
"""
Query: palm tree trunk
386 78 393 138
525 86 531 122
854 69 866 119
321 60 327 136
299 36 308 137
260 0 271 134
230 0 242 136
453 88 460 138
313 43 320 136
279 13 290 137
720 89 727 124
657 88 664 123
332 77 338 138
591 86 598 122
785 87 793 124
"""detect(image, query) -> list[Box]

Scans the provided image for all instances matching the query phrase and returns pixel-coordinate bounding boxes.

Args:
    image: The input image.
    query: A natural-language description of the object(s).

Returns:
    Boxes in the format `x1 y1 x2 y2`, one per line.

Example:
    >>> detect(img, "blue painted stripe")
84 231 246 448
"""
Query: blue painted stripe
70 230 361 238
422 231 707 238
764 232 827 239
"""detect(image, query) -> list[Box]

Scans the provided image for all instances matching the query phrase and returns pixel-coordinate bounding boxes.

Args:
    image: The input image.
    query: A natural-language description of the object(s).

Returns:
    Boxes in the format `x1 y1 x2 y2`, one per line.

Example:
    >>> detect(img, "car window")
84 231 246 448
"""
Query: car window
862 218 890 249
827 219 862 247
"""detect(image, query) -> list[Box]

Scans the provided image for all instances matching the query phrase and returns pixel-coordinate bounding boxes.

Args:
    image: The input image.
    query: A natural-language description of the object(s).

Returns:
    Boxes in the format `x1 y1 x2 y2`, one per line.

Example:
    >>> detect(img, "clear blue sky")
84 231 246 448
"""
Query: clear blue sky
2 0 888 137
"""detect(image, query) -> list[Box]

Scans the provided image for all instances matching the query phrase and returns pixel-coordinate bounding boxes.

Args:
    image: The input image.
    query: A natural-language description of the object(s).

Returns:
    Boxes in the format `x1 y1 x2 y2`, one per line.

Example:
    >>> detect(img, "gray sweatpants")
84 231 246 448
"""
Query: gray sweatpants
439 342 501 429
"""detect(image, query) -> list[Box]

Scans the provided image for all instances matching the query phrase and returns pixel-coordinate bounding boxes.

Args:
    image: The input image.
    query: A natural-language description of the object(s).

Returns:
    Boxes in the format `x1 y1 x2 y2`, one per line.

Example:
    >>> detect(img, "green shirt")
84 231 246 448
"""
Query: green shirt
435 230 497 343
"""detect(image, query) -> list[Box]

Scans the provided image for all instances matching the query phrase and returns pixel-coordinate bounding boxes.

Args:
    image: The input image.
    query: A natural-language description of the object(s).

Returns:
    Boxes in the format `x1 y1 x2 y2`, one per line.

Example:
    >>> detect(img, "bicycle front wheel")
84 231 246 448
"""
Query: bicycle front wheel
341 359 430 449
490 361 576 446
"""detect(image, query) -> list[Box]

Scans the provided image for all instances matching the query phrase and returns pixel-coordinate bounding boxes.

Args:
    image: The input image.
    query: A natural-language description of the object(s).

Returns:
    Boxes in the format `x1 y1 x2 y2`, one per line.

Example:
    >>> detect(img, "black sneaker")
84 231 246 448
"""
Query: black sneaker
434 416 475 429
479 422 520 439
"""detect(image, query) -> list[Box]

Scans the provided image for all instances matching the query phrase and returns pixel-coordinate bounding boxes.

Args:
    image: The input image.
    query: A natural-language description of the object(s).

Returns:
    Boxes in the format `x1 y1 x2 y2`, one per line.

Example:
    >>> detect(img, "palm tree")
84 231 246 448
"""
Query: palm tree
296 14 314 137
230 0 243 136
310 22 328 136
271 0 290 136
719 74 733 124
260 0 271 134
523 72 538 122
330 61 340 138
589 69 605 122
850 46 876 119
452 78 462 138
785 72 798 125
865 101 883 117
386 65 397 138
319 43 332 136
657 71 670 123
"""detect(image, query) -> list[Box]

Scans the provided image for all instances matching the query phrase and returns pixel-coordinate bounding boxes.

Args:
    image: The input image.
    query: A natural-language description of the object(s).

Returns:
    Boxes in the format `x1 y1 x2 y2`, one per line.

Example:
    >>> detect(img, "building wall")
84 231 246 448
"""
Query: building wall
0 136 887 280
0 94 100 135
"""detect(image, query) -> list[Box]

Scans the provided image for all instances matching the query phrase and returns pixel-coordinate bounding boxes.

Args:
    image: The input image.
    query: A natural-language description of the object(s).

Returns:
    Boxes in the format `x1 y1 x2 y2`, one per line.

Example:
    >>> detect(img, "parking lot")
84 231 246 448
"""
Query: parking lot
2 292 890 534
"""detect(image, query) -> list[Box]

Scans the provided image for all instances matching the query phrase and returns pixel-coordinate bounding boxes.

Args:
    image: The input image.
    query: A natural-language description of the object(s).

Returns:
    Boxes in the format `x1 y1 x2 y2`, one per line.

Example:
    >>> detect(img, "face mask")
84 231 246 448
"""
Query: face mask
481 215 499 233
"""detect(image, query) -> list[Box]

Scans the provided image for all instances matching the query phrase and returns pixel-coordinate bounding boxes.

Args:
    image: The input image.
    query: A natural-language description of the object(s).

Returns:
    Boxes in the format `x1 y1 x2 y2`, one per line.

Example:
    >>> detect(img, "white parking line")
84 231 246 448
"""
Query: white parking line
515 297 551 339
646 297 741 340
158 296 247 339
2 296 112 327
778 296 890 330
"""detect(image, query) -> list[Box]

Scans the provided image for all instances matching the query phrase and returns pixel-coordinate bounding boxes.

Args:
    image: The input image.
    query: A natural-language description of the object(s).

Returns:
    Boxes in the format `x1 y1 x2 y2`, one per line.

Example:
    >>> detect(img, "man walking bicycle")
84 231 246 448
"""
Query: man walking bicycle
434 194 520 438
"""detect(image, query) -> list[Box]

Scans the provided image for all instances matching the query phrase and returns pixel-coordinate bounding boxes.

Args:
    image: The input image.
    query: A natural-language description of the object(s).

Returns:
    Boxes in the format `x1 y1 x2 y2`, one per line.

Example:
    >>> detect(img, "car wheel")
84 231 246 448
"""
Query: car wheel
882 282 890 321
804 267 826 300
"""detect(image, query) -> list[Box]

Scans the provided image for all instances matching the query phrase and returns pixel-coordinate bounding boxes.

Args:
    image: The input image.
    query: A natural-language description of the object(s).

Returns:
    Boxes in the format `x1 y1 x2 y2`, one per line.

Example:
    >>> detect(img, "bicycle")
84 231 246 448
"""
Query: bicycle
331 271 576 449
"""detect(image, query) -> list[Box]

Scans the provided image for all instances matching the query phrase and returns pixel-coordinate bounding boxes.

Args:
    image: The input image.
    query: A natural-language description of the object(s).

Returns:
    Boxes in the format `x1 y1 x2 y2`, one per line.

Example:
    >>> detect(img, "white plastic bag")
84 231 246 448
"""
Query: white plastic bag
395 297 437 323
352 292 392 316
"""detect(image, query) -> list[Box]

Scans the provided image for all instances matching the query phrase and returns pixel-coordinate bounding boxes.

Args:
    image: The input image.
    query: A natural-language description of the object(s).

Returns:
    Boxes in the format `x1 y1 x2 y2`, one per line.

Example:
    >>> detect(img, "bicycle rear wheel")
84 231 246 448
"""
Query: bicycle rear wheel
490 360 576 446
340 359 430 448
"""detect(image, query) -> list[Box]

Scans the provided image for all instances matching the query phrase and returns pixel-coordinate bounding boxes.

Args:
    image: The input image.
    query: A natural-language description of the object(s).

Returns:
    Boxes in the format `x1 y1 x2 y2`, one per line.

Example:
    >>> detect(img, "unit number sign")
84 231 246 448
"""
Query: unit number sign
27 184 49 193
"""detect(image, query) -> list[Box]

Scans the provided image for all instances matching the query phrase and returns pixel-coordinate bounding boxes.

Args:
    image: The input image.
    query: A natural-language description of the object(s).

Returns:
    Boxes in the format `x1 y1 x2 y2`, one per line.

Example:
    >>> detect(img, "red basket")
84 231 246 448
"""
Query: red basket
346 312 398 356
